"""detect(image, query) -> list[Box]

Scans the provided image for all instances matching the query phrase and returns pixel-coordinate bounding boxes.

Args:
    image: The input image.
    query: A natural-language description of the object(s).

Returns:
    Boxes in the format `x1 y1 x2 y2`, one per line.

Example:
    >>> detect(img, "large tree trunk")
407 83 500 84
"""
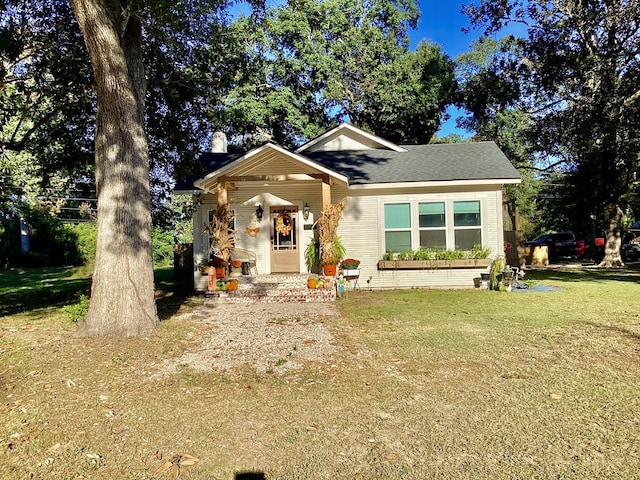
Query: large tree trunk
598 202 624 268
71 0 158 336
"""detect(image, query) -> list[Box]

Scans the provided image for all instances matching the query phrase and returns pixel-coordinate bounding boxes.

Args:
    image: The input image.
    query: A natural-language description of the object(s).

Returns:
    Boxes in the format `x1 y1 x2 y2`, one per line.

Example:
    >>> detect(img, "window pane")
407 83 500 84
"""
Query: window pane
384 203 411 229
455 229 482 250
385 231 412 252
419 202 445 227
420 230 446 249
454 201 480 226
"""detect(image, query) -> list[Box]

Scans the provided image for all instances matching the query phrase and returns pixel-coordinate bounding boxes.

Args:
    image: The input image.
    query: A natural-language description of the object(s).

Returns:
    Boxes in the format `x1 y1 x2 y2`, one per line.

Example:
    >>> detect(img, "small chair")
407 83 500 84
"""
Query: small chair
230 248 258 275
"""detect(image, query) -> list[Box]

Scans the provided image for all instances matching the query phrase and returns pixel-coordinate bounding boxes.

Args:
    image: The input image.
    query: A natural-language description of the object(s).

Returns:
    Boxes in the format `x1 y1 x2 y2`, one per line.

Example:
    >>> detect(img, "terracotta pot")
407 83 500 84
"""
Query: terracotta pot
323 264 337 276
215 266 226 278
207 271 216 291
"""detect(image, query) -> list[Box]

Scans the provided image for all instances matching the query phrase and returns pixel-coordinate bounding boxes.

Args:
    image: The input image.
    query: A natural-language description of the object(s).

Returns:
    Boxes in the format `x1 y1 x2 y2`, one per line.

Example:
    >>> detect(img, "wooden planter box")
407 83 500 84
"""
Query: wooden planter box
377 259 492 270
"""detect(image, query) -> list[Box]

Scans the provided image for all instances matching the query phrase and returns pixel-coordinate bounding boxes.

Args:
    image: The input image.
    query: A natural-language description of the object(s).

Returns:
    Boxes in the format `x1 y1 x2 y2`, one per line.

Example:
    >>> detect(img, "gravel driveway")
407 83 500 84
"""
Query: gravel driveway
155 303 341 376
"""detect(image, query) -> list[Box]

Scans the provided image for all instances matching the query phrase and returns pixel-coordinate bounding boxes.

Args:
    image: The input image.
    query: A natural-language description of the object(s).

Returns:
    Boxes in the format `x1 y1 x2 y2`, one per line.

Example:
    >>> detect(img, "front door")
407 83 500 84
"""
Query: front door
270 206 299 273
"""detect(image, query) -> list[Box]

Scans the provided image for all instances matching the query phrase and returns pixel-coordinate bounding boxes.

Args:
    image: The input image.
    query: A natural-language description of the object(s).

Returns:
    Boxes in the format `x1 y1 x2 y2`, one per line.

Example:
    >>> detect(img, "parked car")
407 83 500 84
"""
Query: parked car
524 232 586 258
621 243 640 262
621 229 640 262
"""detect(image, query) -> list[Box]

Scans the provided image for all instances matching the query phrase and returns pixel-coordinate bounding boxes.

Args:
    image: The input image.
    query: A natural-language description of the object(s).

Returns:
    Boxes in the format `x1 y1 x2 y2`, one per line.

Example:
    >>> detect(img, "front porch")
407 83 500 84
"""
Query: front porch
203 274 336 305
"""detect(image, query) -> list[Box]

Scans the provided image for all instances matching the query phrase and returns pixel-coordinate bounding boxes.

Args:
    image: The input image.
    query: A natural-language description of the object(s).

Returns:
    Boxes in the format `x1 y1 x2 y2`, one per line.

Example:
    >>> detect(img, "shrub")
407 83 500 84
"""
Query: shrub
64 222 97 267
21 207 83 266
63 294 90 323
382 245 492 261
470 244 492 259
153 227 176 267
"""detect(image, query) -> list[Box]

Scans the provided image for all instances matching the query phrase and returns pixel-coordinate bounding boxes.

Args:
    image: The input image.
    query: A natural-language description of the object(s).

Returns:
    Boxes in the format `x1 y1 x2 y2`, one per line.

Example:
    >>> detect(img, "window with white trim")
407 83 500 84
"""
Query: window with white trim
418 202 446 249
383 200 483 252
384 203 412 253
453 201 481 250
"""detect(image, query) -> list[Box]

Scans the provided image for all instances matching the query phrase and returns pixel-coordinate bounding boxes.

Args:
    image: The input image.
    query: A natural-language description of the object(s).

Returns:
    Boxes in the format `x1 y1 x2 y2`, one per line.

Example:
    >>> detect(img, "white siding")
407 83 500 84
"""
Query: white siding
193 180 505 291
338 184 502 289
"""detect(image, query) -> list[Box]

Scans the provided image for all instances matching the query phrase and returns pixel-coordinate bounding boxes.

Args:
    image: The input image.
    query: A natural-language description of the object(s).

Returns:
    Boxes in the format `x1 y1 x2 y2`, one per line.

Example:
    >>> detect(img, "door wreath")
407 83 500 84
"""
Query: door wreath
275 212 293 235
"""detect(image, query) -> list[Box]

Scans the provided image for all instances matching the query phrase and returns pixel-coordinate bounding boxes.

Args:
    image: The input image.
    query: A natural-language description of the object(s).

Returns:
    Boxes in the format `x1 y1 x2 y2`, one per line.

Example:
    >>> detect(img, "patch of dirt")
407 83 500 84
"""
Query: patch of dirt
153 303 341 377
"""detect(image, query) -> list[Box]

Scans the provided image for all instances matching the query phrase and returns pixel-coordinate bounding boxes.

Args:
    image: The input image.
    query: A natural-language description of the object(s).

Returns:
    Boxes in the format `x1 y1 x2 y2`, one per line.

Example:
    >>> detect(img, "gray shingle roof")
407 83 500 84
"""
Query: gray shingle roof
304 141 521 185
174 140 520 191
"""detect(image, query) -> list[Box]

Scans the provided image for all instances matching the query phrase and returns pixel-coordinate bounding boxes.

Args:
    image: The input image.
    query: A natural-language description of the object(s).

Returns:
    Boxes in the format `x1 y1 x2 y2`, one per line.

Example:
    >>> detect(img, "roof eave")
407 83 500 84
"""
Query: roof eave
348 178 522 190
295 122 407 153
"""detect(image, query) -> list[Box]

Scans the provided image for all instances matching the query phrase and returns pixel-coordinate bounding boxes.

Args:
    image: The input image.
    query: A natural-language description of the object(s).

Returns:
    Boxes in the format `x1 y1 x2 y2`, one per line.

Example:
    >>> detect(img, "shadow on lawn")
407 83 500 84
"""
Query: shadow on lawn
526 264 640 284
588 322 640 343
154 267 198 321
0 268 91 316
0 266 196 319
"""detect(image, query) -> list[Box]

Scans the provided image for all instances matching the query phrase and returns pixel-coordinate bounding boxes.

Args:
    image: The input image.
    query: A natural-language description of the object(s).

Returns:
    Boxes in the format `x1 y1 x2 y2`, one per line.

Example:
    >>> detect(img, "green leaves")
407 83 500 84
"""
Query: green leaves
205 0 454 148
462 0 640 245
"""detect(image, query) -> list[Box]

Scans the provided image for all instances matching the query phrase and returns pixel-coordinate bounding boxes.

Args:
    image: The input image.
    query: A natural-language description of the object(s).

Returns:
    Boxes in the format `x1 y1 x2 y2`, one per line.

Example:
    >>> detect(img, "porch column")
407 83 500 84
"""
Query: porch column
321 175 332 209
217 182 228 212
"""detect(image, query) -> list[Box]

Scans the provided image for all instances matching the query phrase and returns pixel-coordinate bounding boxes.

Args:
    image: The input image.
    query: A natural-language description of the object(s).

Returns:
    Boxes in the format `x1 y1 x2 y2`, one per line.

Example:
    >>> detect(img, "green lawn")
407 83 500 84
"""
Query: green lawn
0 267 90 317
1 265 639 479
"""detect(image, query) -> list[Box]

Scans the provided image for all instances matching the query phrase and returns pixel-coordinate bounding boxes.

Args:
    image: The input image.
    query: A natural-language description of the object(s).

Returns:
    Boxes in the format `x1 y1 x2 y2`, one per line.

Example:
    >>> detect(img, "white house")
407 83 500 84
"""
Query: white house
178 123 521 291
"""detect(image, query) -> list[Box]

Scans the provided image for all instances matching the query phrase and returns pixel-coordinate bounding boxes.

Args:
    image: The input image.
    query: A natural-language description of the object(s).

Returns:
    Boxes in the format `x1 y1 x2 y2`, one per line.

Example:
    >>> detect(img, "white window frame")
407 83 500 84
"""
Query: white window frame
418 201 447 250
452 201 482 250
383 203 412 253
383 200 484 252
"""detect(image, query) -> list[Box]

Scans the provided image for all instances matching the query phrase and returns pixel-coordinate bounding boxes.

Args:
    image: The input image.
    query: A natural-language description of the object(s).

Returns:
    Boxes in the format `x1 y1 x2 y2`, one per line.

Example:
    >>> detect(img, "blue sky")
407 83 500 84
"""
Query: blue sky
410 1 474 58
410 1 478 137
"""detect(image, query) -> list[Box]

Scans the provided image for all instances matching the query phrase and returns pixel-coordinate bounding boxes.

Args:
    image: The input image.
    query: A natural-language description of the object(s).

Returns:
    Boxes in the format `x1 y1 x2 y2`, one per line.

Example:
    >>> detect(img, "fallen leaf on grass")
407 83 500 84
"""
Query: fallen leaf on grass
550 393 563 400
155 454 200 479
46 443 62 453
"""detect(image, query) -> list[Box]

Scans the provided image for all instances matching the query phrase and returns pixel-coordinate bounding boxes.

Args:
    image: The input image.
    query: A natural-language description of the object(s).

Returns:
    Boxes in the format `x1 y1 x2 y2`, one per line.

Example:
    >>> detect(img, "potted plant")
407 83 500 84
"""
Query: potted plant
322 255 341 276
209 256 228 278
340 258 360 277
321 236 345 276
304 237 321 273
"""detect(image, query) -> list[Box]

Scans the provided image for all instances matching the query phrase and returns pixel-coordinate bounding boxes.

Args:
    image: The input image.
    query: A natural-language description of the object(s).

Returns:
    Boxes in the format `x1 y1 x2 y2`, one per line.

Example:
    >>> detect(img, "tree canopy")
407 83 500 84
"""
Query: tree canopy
455 37 540 235
464 0 640 264
206 0 456 148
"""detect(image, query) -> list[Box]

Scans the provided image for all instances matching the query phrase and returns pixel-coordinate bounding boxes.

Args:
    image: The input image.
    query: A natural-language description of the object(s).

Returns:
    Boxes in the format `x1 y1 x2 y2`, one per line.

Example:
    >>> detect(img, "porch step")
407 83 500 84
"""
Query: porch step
203 274 336 304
